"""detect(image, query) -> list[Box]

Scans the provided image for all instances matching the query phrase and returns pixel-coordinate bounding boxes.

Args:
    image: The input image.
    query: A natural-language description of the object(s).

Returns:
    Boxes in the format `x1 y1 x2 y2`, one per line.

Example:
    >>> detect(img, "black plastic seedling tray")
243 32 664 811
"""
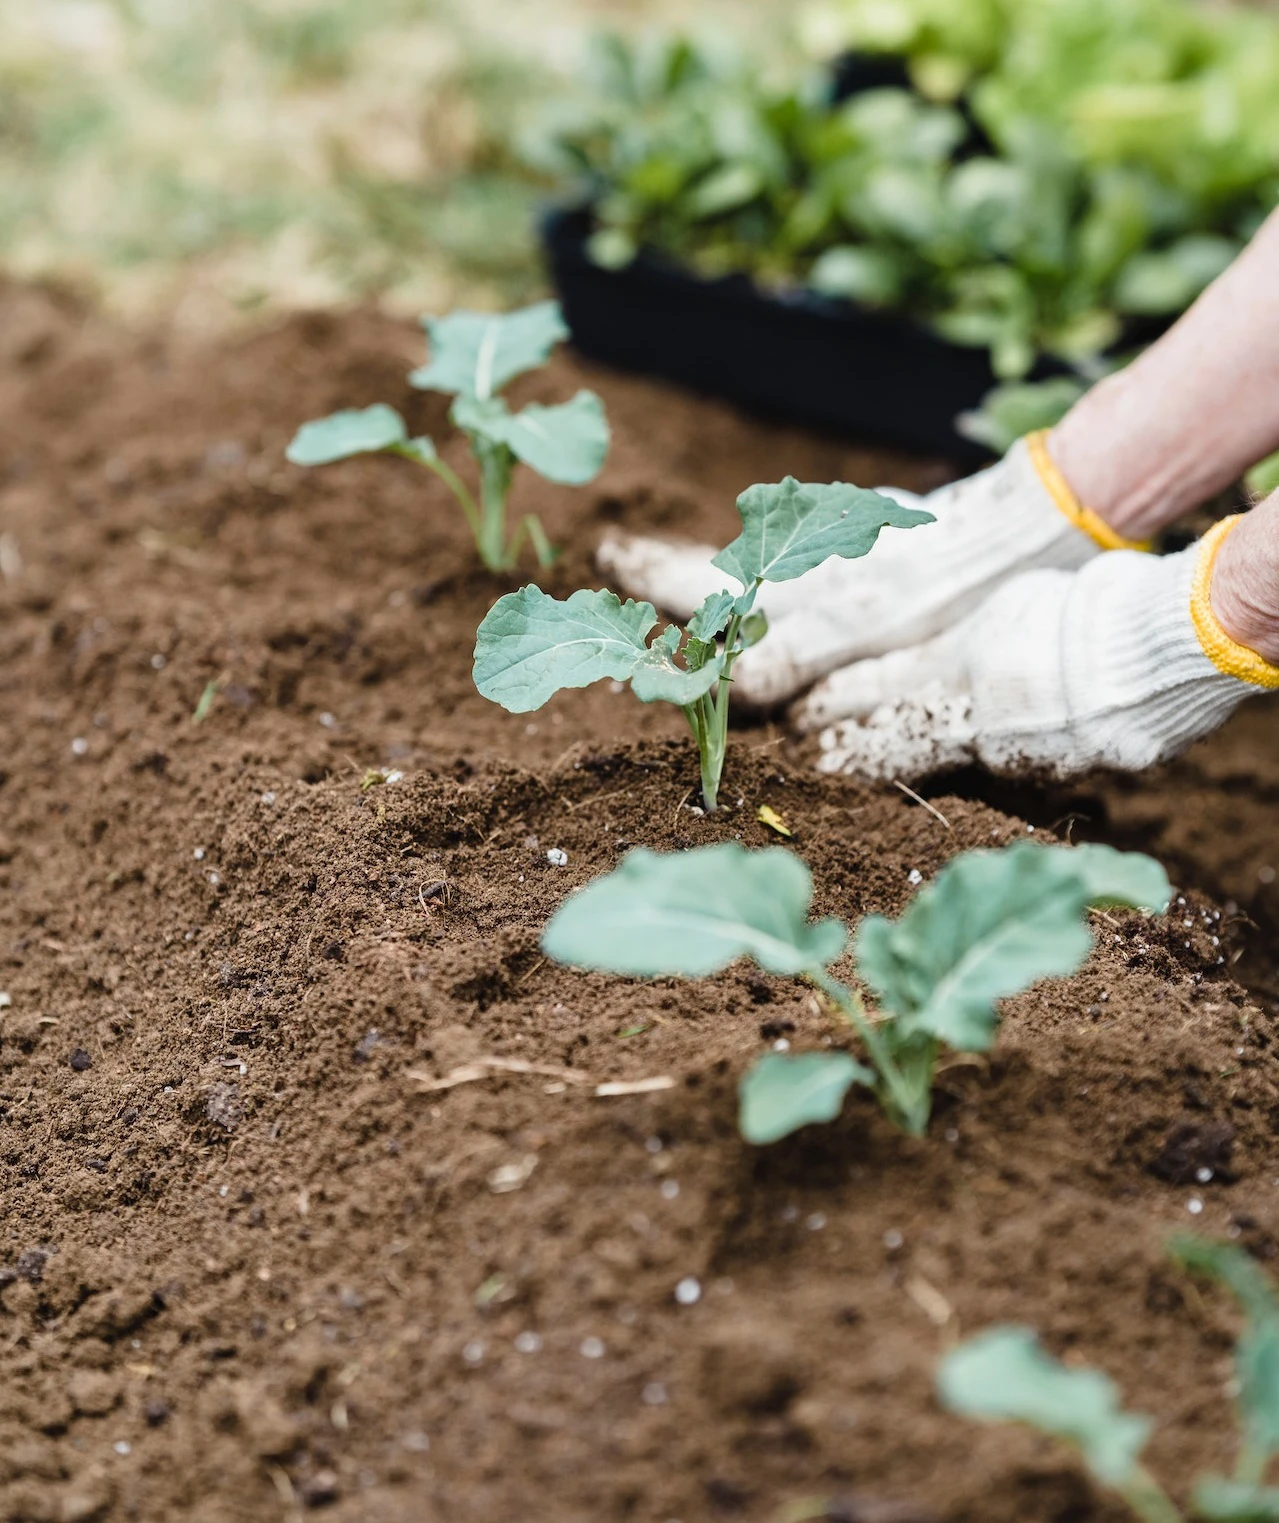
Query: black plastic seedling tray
542 205 1002 459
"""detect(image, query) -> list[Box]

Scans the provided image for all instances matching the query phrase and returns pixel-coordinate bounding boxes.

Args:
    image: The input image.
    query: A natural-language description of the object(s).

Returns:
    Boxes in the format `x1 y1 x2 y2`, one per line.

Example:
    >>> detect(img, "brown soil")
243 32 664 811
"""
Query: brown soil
3 279 1279 1523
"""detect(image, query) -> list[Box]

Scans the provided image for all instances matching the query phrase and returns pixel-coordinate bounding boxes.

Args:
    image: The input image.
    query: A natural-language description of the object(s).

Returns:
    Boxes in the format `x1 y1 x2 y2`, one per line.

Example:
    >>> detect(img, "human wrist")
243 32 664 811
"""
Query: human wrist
1047 387 1205 541
1209 509 1279 667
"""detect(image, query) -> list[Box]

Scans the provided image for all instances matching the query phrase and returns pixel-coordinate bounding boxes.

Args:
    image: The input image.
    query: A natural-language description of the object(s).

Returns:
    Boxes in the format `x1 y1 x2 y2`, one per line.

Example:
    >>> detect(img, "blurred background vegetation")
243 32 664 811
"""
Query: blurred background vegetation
0 0 789 333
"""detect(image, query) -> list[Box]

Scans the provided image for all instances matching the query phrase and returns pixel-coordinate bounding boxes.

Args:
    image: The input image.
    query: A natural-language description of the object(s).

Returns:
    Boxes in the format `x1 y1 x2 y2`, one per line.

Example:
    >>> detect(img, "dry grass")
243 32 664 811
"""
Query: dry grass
0 0 786 334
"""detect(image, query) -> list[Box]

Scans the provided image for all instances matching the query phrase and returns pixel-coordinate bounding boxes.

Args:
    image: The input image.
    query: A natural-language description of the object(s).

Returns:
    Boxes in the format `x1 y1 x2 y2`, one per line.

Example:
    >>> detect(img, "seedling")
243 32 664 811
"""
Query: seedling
286 301 609 572
540 838 1170 1140
473 477 931 811
939 1238 1279 1523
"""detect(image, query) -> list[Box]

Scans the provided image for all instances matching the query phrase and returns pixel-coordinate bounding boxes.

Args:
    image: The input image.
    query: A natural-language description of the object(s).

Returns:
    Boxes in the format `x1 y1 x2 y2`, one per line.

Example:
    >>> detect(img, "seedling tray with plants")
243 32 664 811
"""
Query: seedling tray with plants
8 285 1279 1523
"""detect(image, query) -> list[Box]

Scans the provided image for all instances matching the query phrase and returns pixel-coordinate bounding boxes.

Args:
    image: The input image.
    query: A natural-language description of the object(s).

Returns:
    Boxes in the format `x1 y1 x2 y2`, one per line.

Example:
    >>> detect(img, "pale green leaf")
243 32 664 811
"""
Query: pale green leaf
713 477 933 588
630 626 723 705
453 391 609 485
541 843 847 979
286 404 407 466
687 589 739 642
474 586 657 713
1194 1477 1279 1521
739 1052 875 1145
855 843 1170 1051
474 587 715 712
938 1327 1152 1488
410 301 569 399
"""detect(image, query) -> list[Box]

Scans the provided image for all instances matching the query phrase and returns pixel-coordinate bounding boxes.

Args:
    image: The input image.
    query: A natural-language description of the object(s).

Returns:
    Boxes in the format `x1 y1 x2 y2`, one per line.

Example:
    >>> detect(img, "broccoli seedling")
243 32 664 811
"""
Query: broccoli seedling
473 476 932 811
540 838 1170 1140
940 1239 1279 1523
286 301 610 573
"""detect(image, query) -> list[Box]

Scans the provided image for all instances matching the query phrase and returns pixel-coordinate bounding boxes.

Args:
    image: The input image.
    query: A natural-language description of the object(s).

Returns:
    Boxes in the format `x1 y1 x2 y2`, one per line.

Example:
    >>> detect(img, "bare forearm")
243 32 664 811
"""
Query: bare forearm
1051 207 1279 539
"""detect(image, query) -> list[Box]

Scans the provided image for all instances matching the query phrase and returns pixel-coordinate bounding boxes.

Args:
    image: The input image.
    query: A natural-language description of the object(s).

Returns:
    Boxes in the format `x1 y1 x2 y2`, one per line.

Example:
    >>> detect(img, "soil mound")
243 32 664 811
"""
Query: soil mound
3 281 1279 1522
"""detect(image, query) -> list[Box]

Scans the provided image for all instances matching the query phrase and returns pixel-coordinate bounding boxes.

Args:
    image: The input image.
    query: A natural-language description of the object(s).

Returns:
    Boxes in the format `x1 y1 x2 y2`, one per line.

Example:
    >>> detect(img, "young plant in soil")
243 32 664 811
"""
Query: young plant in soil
287 301 609 572
940 1238 1279 1523
473 477 931 811
541 838 1170 1140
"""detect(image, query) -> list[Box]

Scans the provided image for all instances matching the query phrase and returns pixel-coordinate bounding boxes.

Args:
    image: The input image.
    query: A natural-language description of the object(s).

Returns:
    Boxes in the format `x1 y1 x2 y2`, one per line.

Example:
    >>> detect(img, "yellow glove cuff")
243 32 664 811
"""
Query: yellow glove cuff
1025 430 1152 554
1190 515 1279 690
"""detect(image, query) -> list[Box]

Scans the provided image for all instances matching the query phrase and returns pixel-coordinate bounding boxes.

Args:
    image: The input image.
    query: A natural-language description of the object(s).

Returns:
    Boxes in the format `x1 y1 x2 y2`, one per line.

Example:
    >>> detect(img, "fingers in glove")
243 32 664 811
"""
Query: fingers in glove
816 696 977 782
595 531 731 621
789 630 971 733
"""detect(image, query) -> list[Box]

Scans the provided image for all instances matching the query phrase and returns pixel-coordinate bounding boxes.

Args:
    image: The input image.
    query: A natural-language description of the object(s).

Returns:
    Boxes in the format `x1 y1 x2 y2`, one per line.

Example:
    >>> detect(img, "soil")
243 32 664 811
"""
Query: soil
3 277 1279 1523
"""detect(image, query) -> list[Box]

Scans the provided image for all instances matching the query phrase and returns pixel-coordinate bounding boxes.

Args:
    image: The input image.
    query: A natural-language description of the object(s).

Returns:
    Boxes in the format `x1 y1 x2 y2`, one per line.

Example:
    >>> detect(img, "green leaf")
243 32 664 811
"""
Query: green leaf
1172 1238 1279 1466
541 842 848 979
630 626 723 705
739 1052 875 1144
808 246 903 306
686 162 765 219
453 391 609 485
687 589 739 642
713 477 934 588
956 378 1087 456
474 586 663 713
1194 1477 1279 1521
410 301 569 399
286 404 407 466
938 1327 1152 1488
397 437 439 465
855 843 1171 1051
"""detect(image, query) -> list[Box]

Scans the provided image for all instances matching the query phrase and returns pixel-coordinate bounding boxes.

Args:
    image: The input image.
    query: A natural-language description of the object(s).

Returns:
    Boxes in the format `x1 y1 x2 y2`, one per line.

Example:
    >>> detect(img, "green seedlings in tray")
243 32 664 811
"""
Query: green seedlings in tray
939 1238 1279 1523
541 838 1170 1141
473 476 932 811
287 301 609 573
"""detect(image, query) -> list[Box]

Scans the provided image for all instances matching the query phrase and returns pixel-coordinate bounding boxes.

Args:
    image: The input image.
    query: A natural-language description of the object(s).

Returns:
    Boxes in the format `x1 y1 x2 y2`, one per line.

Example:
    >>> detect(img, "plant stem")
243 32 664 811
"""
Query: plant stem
1118 1468 1184 1523
812 972 927 1135
474 442 513 571
692 612 743 812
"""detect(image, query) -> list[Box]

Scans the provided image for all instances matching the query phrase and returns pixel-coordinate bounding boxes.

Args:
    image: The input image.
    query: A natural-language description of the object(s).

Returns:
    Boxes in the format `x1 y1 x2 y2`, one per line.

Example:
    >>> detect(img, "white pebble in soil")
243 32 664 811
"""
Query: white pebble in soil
645 1136 663 1155
71 737 89 756
642 1382 668 1406
660 1180 680 1201
806 1213 827 1232
772 1038 790 1052
546 848 569 867
194 847 206 861
883 1229 904 1250
318 712 337 729
1196 1168 1214 1183
1187 1197 1204 1216
907 868 922 885
150 653 167 670
580 1337 605 1359
674 1278 701 1306
514 1332 542 1354
462 1340 485 1365
113 1442 131 1456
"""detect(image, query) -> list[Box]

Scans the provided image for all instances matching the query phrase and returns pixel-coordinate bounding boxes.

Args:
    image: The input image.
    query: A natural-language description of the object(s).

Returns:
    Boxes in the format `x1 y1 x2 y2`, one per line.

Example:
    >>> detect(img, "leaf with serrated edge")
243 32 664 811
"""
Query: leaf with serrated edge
630 627 722 705
1194 1476 1279 1521
713 477 934 587
541 843 847 979
410 302 568 399
938 1327 1152 1488
474 587 657 713
687 589 739 642
454 391 609 485
739 1052 874 1145
855 843 1170 1051
287 405 406 466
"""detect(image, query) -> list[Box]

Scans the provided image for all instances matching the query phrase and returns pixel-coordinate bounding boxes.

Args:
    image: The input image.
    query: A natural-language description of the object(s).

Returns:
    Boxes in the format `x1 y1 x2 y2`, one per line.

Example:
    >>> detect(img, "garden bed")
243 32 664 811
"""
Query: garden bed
3 281 1279 1523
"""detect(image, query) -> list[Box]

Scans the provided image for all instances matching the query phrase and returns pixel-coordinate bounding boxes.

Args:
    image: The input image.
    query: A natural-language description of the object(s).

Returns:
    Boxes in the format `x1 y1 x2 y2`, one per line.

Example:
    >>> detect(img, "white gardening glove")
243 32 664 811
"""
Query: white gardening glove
598 433 1141 709
802 515 1279 781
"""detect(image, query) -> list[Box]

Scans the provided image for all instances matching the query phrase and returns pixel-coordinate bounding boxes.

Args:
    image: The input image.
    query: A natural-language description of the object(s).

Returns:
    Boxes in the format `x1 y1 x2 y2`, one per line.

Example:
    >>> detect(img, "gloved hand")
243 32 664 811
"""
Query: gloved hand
802 515 1279 781
598 433 1140 709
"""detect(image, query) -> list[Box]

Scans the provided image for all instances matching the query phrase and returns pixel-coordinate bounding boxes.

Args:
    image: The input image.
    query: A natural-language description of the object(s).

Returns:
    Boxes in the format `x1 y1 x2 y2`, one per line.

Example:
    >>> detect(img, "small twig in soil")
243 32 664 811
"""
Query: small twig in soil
594 1076 676 1097
562 785 632 814
514 957 545 987
671 789 692 829
893 779 952 830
